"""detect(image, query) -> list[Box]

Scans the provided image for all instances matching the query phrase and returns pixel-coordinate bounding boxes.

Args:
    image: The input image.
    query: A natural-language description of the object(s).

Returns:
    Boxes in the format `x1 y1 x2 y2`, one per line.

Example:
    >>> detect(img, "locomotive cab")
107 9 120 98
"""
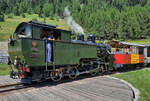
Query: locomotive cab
8 22 31 63
8 21 72 83
9 21 71 66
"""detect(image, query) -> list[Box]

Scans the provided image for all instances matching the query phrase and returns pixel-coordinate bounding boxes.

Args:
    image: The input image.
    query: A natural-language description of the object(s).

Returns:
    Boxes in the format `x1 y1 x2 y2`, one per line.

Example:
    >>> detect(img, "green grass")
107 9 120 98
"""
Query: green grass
0 64 18 76
113 69 150 101
0 64 10 75
0 13 69 41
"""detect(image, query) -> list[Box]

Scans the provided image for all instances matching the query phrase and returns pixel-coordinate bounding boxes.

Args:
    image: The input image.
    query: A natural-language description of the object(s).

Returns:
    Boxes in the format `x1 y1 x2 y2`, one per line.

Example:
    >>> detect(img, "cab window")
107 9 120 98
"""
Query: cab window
16 25 32 39
40 28 61 41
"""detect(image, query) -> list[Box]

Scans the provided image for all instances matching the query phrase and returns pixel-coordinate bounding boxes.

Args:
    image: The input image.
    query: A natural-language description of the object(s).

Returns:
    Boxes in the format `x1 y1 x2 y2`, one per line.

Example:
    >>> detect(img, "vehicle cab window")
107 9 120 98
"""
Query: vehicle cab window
14 24 32 39
40 28 61 41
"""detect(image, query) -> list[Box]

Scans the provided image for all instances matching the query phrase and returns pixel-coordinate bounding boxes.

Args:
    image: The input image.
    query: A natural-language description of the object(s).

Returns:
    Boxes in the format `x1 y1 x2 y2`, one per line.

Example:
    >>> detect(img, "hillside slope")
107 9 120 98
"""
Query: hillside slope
0 0 150 40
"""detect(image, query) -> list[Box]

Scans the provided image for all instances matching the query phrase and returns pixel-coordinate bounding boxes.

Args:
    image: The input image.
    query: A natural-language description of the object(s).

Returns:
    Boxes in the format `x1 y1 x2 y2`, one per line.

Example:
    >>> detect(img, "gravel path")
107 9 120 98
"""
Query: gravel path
0 75 136 101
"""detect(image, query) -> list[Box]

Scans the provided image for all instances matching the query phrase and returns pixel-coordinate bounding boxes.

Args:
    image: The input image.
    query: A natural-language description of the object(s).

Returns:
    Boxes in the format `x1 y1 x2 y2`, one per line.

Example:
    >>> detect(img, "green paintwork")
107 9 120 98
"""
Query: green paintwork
8 21 98 68
61 30 71 42
33 25 41 39
8 39 24 63
22 39 46 66
54 41 97 65
8 39 98 67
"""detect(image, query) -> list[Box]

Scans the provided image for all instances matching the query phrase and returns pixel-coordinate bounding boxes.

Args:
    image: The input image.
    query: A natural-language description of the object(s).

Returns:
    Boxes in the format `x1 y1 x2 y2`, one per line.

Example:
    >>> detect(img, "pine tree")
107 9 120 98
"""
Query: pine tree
0 11 5 21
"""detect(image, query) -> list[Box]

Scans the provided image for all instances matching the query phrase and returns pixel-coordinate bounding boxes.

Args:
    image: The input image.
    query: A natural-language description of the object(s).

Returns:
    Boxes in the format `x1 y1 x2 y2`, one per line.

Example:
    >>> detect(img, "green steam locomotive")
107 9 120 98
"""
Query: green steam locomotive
8 21 113 84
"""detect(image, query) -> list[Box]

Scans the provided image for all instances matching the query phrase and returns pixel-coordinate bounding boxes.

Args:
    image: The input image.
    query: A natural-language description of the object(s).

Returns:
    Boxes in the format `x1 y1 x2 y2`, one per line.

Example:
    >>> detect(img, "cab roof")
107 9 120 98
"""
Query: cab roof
14 21 71 34
29 21 56 29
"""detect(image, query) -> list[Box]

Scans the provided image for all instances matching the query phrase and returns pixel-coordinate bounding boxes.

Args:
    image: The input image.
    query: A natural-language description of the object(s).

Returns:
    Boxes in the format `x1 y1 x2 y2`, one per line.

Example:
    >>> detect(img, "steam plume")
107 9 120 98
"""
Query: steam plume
64 7 84 34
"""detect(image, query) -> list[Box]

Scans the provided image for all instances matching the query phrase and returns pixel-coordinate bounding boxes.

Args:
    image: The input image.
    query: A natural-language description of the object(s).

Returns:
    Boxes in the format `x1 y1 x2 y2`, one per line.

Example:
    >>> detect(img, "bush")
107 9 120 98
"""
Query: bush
22 13 26 18
43 17 46 23
50 16 54 20
32 18 37 21
0 13 5 21
27 8 33 15
39 14 44 18
55 16 60 21
7 13 14 18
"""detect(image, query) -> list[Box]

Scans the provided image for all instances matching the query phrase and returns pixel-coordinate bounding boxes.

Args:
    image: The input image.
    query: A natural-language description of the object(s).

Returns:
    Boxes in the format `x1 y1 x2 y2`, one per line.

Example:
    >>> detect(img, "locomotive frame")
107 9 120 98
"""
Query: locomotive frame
8 21 112 84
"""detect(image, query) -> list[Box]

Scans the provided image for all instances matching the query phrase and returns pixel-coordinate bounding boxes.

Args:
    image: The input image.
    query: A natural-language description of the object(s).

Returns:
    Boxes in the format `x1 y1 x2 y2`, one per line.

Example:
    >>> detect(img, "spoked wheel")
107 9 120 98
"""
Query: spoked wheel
68 67 79 79
89 66 98 76
90 70 97 76
50 71 63 82
98 65 105 75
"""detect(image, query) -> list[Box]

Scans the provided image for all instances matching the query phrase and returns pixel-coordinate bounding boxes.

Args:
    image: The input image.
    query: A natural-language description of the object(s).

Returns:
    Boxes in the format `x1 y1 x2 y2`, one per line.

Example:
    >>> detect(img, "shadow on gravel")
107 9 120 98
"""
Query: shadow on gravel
31 66 149 89
32 73 102 88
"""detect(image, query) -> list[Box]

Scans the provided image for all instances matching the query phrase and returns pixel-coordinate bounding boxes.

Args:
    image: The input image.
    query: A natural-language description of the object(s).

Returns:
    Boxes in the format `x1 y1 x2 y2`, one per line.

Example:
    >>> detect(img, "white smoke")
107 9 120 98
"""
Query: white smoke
64 7 84 34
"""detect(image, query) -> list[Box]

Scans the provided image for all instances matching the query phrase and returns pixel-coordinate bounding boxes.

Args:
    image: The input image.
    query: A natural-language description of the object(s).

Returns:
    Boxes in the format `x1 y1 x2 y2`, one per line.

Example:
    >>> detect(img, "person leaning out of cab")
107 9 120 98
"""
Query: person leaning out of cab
46 33 54 63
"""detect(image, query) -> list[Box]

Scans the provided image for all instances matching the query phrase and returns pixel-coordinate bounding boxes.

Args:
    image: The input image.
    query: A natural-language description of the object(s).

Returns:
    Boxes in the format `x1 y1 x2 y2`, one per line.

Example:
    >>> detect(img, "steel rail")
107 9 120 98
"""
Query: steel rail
0 83 22 88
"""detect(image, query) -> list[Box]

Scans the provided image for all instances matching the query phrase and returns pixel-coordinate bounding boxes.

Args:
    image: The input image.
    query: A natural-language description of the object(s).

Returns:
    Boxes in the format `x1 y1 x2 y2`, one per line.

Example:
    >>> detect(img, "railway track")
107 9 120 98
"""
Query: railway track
0 83 22 89
0 83 31 95
0 80 52 96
